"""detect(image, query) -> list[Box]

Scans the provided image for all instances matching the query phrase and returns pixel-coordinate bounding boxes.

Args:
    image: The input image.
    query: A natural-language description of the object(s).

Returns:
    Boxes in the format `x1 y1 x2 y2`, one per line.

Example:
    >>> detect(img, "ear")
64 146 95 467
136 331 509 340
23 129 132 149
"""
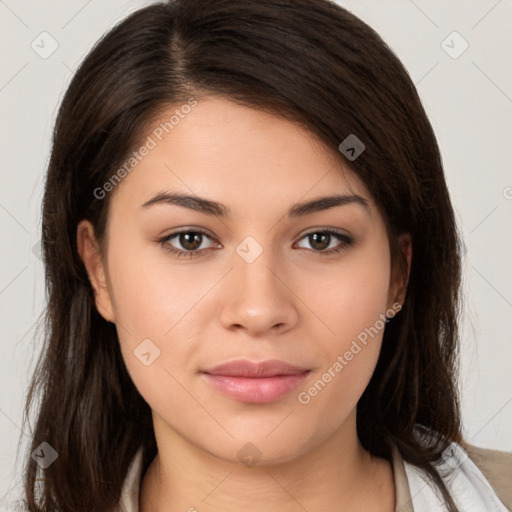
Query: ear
387 232 412 309
76 219 116 323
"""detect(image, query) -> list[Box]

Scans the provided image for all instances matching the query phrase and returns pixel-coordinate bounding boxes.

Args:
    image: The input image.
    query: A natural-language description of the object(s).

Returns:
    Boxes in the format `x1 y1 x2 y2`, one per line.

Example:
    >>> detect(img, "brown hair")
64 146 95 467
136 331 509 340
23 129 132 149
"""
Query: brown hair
20 0 463 510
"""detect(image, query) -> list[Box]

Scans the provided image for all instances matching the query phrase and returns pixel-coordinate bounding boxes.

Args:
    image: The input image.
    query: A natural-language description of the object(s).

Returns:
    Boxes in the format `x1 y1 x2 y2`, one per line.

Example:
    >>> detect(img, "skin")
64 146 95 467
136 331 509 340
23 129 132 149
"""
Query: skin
77 96 411 512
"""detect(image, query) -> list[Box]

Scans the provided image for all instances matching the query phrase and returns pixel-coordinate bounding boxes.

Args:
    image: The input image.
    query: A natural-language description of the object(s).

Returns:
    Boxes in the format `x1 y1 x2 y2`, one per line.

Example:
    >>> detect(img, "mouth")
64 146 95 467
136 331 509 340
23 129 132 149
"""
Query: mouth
201 359 311 404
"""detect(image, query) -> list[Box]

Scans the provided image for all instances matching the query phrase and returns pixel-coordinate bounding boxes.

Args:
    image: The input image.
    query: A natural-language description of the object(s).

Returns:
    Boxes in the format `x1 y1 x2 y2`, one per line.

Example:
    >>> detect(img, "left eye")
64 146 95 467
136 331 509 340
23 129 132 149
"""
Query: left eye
294 230 353 253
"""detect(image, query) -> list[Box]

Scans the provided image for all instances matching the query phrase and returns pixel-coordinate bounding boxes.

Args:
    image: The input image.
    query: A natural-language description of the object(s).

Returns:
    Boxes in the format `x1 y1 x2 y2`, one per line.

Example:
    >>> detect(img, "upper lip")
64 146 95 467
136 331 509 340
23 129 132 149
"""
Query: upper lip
203 359 310 377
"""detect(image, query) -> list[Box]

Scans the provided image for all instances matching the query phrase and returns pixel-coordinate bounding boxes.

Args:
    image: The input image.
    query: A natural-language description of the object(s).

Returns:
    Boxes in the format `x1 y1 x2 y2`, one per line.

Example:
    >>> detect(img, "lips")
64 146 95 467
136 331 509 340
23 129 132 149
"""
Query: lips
203 358 310 377
201 359 311 403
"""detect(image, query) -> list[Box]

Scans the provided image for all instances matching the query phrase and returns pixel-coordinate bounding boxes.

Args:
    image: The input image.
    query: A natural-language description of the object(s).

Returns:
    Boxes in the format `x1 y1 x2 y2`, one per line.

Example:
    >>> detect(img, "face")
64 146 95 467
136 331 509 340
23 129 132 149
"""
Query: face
77 96 410 465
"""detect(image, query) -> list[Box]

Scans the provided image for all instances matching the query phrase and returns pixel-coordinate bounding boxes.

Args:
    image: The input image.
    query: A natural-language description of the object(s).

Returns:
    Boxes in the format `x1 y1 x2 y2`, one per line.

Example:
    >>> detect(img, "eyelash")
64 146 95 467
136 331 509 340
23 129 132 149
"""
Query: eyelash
157 228 354 259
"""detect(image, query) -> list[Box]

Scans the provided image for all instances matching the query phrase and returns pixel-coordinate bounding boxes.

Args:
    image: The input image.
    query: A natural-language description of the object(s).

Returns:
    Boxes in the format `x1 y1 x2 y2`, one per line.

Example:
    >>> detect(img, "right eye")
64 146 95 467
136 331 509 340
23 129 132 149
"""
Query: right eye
158 229 220 259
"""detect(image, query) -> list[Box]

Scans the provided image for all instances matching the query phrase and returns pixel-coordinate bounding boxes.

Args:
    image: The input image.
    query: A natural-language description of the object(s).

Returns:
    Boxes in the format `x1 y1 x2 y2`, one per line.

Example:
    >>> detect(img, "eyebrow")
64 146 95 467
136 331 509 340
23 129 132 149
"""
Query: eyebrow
139 191 369 217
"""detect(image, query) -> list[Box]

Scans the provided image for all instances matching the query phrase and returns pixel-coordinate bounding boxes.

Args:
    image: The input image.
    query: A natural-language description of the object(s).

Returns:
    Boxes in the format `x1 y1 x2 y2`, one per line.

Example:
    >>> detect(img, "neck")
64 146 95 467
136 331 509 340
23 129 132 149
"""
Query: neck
139 411 395 512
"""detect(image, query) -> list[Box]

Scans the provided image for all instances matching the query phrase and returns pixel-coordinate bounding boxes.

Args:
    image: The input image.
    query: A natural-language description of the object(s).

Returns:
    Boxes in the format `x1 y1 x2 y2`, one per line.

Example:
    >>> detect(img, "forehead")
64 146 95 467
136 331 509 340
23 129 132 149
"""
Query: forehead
109 96 371 215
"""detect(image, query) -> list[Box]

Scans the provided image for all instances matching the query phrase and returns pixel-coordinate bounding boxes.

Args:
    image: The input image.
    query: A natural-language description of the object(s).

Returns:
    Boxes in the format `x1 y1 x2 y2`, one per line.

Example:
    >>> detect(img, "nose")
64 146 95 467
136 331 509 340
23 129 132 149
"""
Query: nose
219 243 299 336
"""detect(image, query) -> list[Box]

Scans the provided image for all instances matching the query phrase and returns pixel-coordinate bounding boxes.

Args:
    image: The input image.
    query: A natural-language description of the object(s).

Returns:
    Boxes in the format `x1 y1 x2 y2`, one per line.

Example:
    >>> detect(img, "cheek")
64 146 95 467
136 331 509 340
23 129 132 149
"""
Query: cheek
307 244 391 351
296 244 391 414
296 305 386 441
106 227 217 339
105 235 217 403
110 261 209 421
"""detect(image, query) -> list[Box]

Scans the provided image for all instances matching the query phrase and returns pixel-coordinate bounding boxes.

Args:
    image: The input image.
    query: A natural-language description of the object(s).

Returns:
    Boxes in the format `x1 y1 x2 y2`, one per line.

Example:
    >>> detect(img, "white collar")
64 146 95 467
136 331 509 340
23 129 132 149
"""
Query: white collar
403 440 509 511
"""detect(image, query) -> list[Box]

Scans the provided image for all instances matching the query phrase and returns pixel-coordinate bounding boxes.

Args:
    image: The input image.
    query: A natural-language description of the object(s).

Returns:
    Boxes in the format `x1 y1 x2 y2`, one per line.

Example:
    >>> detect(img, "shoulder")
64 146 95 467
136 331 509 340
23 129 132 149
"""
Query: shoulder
461 440 512 511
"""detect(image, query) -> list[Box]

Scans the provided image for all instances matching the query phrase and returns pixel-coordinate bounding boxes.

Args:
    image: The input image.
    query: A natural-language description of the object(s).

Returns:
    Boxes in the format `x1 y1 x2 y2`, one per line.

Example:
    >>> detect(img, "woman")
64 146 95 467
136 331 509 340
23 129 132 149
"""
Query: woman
21 0 511 511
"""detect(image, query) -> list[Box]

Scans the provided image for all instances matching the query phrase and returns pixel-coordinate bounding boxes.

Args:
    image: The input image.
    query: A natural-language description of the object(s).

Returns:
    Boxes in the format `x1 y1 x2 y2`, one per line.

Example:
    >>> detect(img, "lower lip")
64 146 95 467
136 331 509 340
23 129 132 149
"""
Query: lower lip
202 372 310 404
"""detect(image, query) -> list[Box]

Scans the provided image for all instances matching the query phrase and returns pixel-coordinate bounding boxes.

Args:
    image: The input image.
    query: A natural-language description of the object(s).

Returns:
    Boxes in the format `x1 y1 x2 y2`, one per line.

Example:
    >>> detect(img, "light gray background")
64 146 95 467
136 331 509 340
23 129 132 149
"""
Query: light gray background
1 0 511 509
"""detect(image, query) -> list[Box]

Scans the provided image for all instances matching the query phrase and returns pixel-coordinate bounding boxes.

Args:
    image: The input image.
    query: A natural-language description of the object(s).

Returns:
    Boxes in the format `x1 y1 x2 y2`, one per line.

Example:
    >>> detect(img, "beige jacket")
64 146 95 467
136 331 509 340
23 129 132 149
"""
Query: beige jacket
116 442 512 511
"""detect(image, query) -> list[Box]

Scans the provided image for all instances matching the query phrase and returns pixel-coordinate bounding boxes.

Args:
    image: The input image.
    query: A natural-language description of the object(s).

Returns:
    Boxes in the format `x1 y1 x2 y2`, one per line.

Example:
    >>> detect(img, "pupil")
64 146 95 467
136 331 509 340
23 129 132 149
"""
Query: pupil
180 232 201 250
310 232 329 250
